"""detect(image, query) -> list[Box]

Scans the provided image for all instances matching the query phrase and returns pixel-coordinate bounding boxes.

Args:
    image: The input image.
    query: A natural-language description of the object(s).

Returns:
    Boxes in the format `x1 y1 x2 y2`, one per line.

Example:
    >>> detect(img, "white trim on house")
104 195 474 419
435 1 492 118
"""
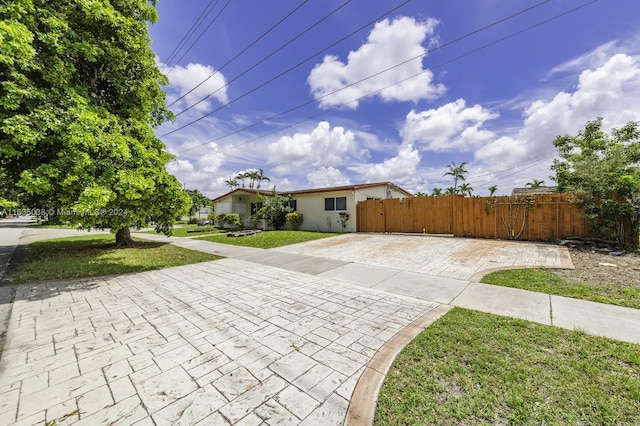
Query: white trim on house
212 182 413 232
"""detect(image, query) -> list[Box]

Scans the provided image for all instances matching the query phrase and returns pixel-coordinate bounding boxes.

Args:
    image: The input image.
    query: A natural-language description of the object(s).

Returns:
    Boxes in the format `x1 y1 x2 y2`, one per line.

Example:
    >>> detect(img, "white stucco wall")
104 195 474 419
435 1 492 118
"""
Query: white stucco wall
291 190 357 233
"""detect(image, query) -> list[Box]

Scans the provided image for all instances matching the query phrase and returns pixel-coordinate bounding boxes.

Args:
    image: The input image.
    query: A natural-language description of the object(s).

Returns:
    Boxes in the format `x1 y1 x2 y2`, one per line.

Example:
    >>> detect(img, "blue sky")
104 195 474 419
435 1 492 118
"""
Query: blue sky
148 0 640 197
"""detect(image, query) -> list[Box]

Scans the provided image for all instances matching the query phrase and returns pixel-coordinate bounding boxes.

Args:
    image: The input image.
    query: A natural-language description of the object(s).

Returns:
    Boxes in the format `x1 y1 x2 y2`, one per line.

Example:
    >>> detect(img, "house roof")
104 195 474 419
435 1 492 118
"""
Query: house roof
511 186 558 195
211 181 413 202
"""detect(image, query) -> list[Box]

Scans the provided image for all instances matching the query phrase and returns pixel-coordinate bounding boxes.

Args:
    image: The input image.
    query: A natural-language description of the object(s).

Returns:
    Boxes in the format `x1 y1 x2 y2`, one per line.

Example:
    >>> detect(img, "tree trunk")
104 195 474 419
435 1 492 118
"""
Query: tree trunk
115 227 135 248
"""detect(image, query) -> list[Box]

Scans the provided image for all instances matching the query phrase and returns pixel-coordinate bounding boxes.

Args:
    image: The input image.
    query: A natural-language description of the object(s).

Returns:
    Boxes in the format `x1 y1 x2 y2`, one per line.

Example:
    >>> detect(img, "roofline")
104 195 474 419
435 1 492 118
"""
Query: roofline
211 182 414 201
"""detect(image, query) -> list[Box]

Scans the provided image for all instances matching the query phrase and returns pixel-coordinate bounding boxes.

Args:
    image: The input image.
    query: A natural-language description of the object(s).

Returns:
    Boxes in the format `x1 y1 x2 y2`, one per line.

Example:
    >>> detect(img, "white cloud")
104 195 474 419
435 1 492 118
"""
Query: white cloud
306 167 352 188
474 53 640 180
307 16 445 109
402 99 499 151
165 63 228 111
197 143 225 173
357 145 421 182
267 121 355 173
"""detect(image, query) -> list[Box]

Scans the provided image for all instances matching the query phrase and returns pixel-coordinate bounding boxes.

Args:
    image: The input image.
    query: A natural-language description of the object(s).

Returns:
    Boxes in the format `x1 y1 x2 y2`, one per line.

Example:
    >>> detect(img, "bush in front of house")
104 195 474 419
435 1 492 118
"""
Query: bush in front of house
286 212 304 231
223 213 242 229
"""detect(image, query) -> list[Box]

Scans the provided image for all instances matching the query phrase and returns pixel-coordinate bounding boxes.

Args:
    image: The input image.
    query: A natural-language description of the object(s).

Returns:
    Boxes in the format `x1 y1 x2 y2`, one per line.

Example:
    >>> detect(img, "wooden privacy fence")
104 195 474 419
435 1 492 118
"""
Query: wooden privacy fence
356 194 616 242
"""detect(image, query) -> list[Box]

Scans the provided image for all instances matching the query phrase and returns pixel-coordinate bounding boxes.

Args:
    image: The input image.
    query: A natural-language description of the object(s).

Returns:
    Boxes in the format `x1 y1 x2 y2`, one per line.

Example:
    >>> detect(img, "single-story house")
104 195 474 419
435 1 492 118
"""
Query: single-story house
212 182 413 232
511 186 558 195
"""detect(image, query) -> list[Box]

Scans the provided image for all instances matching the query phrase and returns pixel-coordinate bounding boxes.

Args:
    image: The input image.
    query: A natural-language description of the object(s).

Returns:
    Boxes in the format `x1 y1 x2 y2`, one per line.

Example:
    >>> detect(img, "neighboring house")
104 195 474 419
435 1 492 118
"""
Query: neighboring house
212 182 413 232
511 186 558 195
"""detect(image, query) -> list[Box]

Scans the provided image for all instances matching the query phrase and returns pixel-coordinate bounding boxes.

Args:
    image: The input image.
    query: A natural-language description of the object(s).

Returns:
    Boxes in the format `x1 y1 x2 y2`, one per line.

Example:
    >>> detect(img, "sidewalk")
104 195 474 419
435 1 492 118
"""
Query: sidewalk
136 233 640 345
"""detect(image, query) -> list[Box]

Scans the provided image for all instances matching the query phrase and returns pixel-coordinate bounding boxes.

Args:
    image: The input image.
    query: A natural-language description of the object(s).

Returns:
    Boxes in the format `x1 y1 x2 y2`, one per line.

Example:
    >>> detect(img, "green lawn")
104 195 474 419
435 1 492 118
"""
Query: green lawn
375 308 640 425
14 234 221 282
481 268 640 309
197 230 337 249
142 225 225 238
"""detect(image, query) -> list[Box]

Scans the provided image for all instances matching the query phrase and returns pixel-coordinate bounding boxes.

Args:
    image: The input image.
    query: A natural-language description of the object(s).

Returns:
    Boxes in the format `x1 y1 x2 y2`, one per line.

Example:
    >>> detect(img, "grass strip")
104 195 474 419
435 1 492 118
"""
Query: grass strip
375 308 640 425
481 268 640 309
15 234 221 282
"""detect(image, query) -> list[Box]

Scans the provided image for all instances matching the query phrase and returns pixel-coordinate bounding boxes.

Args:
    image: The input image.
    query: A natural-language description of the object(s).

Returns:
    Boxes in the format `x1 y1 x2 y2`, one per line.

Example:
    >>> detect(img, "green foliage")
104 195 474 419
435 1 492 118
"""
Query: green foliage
481 268 640 309
431 188 443 196
526 179 545 188
207 212 216 221
14 234 220 282
551 117 640 245
488 185 498 196
187 217 198 225
197 231 336 249
223 213 242 228
414 191 428 197
338 211 350 232
443 161 468 191
184 189 209 219
214 213 227 227
255 188 292 230
376 308 640 425
285 212 304 230
458 182 473 197
0 0 189 245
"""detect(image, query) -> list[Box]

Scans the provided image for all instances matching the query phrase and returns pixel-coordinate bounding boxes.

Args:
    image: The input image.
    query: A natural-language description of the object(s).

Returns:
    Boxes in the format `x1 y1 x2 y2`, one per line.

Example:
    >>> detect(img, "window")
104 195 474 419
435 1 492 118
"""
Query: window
324 198 334 211
284 200 297 211
250 202 263 215
324 197 347 211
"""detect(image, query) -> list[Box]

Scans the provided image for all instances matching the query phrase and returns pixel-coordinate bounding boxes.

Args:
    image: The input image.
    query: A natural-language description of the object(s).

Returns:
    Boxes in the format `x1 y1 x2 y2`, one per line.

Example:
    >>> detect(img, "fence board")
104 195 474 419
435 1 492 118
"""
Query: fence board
356 194 619 243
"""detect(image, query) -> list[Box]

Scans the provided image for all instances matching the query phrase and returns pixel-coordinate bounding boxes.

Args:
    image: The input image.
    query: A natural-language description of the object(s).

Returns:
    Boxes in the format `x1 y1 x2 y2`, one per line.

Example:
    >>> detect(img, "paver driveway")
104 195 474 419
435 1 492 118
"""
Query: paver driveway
272 233 566 280
0 225 574 425
0 259 438 425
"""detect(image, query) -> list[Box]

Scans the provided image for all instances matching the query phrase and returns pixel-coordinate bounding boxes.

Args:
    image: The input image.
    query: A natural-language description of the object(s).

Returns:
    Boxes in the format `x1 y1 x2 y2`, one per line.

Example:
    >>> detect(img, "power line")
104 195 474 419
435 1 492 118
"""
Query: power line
160 0 220 73
168 0 314 108
163 0 234 77
173 0 595 154
160 0 413 136
166 0 552 130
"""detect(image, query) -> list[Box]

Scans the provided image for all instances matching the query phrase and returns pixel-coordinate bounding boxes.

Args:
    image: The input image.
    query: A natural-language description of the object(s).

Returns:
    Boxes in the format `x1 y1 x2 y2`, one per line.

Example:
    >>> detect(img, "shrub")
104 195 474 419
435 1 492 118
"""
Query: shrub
215 213 227 227
286 212 304 230
187 217 198 224
223 213 242 228
207 212 216 221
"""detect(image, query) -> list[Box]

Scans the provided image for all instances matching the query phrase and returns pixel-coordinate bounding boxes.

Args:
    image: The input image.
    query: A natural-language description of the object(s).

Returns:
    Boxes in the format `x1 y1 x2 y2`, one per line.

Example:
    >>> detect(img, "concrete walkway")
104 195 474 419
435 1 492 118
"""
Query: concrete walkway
0 225 638 425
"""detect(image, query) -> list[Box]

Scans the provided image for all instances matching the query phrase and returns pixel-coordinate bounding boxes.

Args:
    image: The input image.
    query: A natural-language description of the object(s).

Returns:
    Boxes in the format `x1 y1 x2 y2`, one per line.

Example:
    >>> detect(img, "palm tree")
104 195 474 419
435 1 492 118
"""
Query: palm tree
225 177 238 190
488 185 498 197
255 168 270 189
444 186 457 195
443 161 468 191
415 191 428 197
526 179 545 188
235 172 248 188
246 170 260 189
459 183 473 197
431 188 443 196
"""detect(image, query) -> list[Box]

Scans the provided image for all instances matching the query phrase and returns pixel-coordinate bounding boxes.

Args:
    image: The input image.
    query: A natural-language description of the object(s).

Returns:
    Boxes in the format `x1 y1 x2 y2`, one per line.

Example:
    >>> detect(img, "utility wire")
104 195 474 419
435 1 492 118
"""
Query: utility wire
161 0 412 136
167 0 550 128
160 0 220 73
163 0 234 77
168 0 314 108
174 0 596 153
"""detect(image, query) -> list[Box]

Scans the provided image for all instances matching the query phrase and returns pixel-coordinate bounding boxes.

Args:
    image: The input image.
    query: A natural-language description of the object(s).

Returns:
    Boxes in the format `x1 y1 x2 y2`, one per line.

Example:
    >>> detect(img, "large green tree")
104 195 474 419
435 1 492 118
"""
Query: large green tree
551 117 640 246
0 0 189 246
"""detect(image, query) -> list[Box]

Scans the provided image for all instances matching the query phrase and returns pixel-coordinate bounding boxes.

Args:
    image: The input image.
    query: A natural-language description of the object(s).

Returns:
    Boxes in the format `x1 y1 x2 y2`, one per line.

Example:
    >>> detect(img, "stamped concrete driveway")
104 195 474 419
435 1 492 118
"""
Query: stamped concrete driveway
0 227 571 425
272 233 568 281
0 258 439 425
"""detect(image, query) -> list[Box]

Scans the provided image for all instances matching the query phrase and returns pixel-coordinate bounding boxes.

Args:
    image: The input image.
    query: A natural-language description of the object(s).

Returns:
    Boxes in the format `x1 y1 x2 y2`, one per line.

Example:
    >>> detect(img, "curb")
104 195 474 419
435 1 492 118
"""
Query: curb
345 304 453 425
